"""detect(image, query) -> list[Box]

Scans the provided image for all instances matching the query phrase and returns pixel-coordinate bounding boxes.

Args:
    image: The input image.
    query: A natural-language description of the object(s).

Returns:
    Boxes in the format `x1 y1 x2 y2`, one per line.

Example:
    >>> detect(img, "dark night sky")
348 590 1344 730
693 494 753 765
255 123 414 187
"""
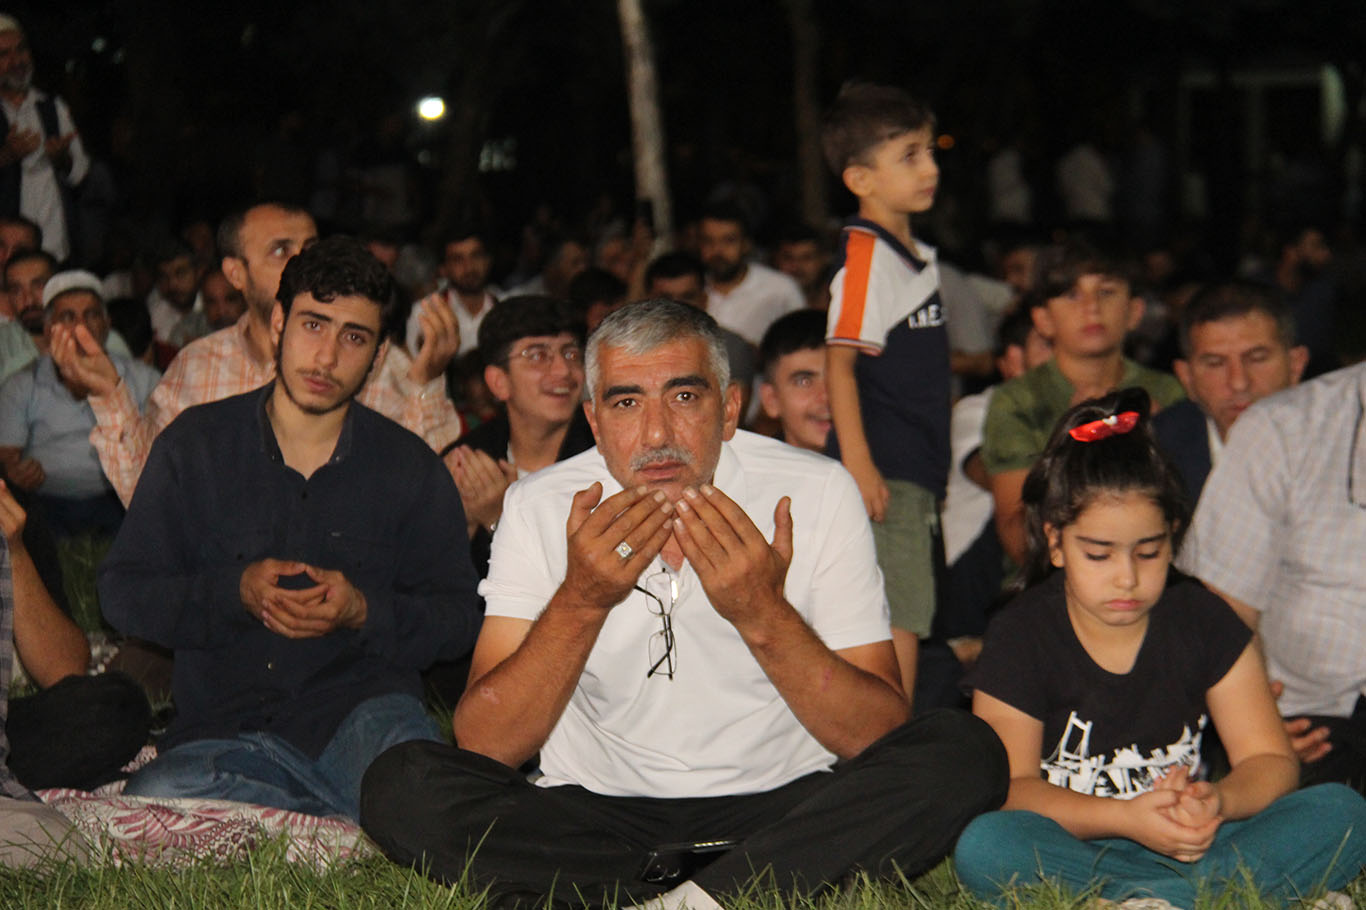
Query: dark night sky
9 0 1366 265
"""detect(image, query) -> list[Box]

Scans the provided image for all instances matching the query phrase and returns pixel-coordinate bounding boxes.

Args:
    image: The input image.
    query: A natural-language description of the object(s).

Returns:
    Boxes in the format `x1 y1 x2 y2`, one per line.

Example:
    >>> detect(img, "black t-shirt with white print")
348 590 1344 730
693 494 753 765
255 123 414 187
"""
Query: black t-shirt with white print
967 572 1251 799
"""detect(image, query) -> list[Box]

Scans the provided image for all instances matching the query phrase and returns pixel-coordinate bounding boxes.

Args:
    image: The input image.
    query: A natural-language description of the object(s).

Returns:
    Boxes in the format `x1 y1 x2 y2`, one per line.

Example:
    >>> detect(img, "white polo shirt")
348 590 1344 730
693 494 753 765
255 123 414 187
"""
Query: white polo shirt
706 263 805 347
480 430 890 798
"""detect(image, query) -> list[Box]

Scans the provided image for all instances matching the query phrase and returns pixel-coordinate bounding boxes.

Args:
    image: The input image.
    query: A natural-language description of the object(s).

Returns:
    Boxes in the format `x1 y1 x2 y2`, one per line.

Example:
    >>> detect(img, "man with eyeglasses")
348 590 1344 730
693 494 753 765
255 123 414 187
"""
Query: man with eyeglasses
442 295 595 565
1178 358 1366 795
362 298 1007 909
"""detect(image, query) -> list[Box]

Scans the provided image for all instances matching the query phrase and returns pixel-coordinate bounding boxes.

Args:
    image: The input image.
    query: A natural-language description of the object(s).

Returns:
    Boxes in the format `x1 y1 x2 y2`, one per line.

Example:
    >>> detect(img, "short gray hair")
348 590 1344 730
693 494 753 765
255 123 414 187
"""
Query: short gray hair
585 298 731 401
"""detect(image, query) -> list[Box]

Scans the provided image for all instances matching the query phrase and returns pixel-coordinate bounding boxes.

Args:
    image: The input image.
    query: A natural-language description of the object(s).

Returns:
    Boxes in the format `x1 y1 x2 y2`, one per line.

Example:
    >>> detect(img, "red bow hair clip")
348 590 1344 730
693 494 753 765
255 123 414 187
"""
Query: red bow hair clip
1068 411 1140 442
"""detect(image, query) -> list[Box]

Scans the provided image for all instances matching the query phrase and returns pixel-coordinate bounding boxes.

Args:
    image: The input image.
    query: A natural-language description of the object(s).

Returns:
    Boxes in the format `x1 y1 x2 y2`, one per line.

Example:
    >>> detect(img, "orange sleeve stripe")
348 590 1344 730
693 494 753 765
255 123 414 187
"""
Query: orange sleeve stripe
832 230 876 341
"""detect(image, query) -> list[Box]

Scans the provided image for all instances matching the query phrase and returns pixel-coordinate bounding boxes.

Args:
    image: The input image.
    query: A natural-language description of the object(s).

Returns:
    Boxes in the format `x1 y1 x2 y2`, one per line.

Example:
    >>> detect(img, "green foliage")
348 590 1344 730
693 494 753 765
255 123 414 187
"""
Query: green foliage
0 850 1359 910
56 533 115 635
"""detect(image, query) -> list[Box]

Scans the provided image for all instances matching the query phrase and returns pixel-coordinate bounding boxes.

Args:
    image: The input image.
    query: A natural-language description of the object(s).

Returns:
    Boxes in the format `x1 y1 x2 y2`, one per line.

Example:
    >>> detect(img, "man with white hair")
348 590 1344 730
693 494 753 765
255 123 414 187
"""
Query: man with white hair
361 298 1006 909
0 16 87 264
0 271 157 536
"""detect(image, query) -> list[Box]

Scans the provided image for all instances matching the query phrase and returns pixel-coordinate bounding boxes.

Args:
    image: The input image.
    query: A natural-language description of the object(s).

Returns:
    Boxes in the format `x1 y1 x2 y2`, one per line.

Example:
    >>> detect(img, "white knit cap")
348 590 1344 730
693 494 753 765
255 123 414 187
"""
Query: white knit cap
0 15 22 35
42 270 104 308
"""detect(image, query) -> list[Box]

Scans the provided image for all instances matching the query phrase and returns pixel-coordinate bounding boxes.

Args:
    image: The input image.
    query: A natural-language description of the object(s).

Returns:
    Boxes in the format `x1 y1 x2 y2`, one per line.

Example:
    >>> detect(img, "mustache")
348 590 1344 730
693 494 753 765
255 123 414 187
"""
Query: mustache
630 446 694 472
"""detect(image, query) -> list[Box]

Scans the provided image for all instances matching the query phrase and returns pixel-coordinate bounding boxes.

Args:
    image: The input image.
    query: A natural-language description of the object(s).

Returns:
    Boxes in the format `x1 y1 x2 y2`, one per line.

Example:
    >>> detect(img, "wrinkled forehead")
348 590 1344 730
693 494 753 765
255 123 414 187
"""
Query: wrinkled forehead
592 337 716 391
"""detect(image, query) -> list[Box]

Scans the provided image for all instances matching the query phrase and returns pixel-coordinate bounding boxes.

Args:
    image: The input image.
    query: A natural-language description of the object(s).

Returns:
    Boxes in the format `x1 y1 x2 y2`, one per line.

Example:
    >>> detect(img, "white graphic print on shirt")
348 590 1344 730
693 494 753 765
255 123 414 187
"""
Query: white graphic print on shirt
1043 710 1206 799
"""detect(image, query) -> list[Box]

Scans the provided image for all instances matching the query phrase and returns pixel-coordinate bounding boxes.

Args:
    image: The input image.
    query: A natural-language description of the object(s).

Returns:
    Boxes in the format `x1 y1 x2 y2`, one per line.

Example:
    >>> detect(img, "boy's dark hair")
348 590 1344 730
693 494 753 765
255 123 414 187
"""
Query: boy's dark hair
568 267 626 311
698 201 751 238
275 235 399 331
217 201 311 261
1178 280 1295 359
1017 387 1189 590
1035 239 1135 301
821 82 935 176
477 294 586 367
645 251 705 288
759 310 826 381
993 305 1036 359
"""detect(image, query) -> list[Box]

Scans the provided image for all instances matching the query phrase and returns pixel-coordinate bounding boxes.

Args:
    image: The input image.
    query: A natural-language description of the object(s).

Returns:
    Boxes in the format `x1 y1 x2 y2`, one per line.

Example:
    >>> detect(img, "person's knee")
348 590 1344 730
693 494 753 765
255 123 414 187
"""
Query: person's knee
881 710 1009 807
953 811 1035 896
1298 784 1366 857
359 740 437 832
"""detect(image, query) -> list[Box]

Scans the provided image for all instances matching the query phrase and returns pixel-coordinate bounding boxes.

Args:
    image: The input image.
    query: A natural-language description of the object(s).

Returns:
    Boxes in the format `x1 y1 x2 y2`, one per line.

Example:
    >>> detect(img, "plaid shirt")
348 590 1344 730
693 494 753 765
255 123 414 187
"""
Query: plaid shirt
89 315 461 505
1176 363 1366 718
0 539 36 800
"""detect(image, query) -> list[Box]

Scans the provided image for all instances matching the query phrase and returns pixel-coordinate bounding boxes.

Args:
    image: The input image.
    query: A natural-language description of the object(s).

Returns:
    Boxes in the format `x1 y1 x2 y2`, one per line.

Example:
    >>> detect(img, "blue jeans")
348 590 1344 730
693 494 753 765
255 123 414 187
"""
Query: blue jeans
123 693 440 820
954 784 1366 907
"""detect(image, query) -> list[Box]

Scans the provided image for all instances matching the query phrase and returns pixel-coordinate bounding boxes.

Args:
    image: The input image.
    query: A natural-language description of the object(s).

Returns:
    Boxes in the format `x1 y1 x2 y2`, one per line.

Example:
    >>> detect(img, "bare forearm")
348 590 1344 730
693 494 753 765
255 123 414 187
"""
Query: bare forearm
453 593 608 766
826 349 874 471
993 503 1027 566
1215 753 1298 820
740 604 908 758
10 545 87 686
1004 776 1131 840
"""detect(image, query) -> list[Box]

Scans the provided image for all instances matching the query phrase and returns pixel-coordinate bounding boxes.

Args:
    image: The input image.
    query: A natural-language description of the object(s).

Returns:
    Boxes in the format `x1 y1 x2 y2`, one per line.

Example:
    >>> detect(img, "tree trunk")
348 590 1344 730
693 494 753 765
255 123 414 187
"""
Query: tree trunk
616 0 673 244
784 0 828 228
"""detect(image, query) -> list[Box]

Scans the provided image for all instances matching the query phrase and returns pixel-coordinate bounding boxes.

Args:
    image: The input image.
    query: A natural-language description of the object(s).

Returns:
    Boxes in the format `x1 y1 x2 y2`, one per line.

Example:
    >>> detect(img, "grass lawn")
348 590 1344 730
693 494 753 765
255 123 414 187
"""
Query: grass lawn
0 847 1359 910
31 537 1361 908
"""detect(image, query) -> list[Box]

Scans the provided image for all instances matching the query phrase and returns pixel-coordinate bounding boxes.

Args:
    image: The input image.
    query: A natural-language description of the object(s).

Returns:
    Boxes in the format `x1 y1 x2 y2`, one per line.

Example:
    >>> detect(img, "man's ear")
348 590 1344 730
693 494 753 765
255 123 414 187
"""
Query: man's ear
484 364 512 404
1126 296 1145 332
757 381 781 420
221 256 248 293
721 381 742 440
1172 358 1193 395
269 302 284 345
582 398 599 444
1288 345 1310 385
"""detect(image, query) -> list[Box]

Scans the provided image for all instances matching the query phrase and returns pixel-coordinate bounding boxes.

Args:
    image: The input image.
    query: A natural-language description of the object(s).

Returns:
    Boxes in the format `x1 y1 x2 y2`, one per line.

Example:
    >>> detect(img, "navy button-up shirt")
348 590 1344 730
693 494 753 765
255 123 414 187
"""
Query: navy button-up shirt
99 384 480 758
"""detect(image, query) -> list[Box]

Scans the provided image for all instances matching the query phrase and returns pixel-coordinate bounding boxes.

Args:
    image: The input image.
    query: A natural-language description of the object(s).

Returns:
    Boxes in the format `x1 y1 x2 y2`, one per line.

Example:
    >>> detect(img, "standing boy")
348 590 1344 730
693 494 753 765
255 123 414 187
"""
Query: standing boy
821 83 946 700
981 241 1184 565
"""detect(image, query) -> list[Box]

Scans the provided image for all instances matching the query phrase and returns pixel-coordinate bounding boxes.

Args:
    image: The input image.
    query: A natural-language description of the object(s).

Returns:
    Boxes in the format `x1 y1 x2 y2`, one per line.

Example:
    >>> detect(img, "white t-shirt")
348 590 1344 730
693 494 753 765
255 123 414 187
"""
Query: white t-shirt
706 262 805 347
481 430 890 798
404 288 497 357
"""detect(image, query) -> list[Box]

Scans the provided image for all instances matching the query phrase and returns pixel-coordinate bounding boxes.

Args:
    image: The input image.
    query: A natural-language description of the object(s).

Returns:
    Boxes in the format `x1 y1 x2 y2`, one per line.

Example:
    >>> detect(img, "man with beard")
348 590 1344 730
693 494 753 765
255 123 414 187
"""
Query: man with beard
0 247 49 381
0 17 86 264
99 237 480 820
0 214 38 314
361 299 1006 908
50 201 463 505
405 227 498 357
700 202 804 347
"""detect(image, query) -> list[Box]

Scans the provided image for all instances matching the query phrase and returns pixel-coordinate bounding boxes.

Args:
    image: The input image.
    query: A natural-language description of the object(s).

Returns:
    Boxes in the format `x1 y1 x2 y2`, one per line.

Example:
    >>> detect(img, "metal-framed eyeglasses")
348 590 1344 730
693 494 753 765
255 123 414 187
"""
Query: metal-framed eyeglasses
507 342 584 371
634 569 677 680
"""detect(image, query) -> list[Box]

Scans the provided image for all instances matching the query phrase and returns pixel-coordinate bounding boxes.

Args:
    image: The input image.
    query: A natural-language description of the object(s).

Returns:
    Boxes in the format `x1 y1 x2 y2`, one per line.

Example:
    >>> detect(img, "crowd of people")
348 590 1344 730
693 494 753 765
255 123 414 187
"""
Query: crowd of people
0 9 1365 910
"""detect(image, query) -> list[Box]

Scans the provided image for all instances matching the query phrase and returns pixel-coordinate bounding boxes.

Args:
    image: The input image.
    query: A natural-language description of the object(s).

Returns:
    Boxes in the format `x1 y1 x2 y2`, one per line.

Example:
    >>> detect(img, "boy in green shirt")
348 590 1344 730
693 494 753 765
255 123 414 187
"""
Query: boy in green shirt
982 242 1184 565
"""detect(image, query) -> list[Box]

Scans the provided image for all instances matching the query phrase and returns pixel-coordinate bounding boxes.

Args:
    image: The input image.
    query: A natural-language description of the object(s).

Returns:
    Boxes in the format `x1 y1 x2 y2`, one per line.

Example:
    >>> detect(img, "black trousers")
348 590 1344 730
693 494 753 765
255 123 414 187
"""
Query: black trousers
7 671 151 791
1297 695 1366 794
360 710 1008 908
